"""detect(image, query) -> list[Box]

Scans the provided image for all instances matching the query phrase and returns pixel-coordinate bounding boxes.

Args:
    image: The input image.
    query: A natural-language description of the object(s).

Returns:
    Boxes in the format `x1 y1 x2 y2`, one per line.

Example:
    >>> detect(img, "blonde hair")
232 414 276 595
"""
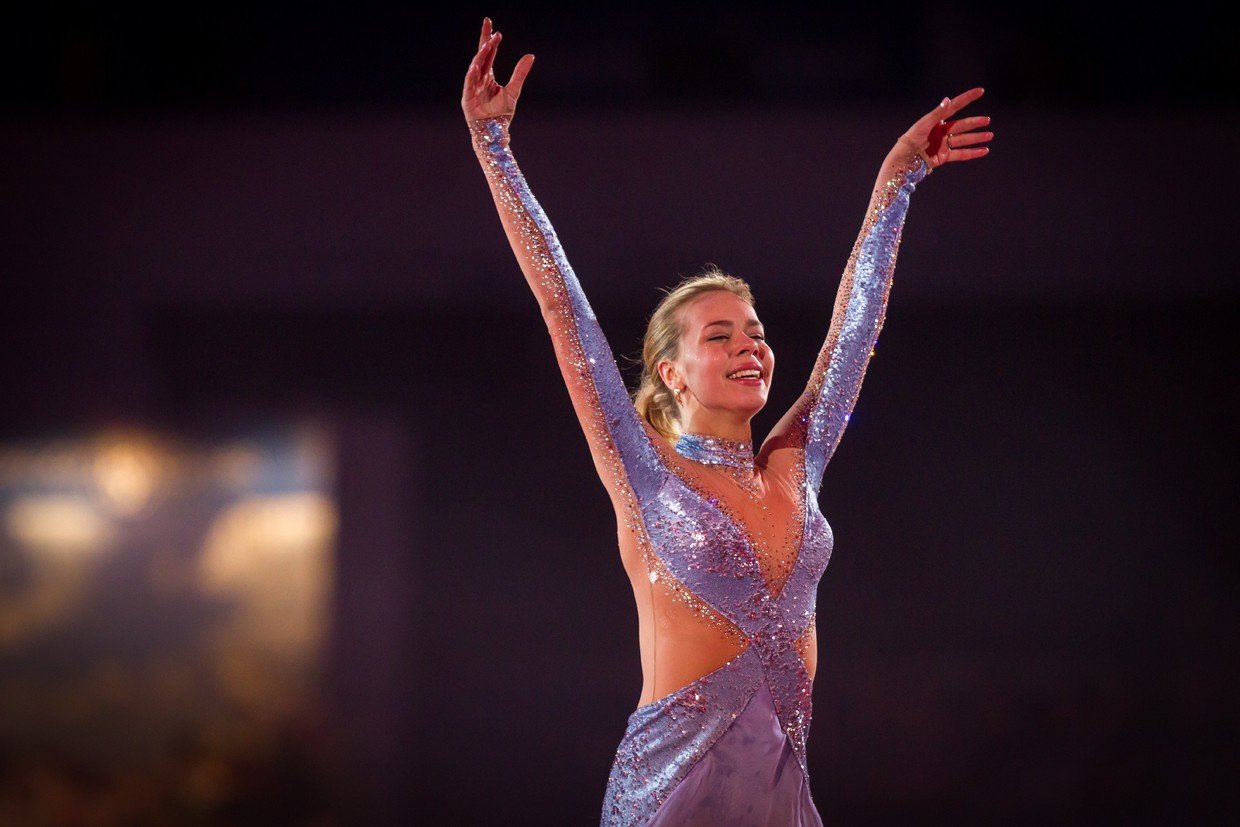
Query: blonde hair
629 264 756 443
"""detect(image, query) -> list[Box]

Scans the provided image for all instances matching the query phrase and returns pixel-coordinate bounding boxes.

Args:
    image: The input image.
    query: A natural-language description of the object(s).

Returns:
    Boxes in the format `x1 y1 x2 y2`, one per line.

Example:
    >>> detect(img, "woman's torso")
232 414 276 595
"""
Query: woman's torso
612 430 824 711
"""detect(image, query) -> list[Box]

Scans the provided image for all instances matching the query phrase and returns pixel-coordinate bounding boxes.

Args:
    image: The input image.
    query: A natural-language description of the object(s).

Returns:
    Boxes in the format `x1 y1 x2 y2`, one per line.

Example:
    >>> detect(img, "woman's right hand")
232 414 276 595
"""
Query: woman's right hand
461 17 534 124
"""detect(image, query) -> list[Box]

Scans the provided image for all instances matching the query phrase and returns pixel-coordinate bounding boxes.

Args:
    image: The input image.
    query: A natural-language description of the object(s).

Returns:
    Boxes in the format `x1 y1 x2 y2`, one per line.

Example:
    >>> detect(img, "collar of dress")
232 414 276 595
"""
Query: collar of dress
673 431 756 474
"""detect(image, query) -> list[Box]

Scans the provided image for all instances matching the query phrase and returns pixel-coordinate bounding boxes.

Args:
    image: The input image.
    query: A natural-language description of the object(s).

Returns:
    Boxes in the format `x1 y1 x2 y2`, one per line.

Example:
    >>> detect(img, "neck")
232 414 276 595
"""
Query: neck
677 409 753 444
673 430 756 473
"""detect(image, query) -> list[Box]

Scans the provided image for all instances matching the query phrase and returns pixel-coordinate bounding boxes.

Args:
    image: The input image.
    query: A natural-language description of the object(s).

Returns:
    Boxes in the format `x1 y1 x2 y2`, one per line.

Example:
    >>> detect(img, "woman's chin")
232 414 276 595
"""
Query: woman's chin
727 396 768 416
704 386 769 416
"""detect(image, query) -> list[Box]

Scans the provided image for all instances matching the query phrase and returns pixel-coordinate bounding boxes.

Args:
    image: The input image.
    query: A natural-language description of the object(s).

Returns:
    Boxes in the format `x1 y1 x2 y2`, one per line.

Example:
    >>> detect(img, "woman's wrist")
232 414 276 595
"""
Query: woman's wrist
895 135 933 173
468 114 512 153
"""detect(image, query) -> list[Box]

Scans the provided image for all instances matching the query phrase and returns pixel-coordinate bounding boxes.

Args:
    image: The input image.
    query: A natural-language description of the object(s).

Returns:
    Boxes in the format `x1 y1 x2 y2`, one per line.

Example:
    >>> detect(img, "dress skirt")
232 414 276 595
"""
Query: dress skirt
601 648 823 827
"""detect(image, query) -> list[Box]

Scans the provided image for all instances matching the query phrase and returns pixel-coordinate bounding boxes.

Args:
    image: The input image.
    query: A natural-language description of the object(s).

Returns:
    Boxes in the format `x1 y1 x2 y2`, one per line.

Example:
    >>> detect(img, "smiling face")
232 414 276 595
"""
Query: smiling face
659 289 774 424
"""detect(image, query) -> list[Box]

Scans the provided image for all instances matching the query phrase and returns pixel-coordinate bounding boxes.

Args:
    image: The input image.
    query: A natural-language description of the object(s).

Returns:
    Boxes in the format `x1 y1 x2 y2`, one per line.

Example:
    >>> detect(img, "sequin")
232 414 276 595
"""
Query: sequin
469 116 926 826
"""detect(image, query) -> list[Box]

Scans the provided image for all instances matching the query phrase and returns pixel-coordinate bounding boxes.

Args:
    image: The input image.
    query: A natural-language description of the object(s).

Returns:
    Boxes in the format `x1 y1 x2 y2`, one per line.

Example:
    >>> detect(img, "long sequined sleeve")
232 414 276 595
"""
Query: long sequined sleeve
797 145 930 495
468 115 667 505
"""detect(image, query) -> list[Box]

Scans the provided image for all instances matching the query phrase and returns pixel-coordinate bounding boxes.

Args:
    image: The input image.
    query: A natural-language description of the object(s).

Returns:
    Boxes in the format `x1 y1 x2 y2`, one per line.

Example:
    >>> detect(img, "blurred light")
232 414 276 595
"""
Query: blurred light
0 421 338 805
3 495 115 558
198 492 337 661
0 495 106 646
92 435 164 516
200 493 336 580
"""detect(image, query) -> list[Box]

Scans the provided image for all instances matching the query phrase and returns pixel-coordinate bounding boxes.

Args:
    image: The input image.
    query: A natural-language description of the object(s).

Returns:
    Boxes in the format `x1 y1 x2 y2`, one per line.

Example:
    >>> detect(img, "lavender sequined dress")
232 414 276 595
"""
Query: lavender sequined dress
469 115 927 826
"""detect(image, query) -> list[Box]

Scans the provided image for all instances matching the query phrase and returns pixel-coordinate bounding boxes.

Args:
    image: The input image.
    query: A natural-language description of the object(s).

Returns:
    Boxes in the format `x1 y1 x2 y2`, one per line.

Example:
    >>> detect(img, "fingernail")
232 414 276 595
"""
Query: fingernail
940 97 950 107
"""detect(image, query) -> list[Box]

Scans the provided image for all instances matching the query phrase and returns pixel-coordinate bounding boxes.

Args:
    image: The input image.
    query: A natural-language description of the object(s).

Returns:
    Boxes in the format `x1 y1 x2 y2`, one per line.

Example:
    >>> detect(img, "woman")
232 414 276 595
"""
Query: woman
461 17 991 826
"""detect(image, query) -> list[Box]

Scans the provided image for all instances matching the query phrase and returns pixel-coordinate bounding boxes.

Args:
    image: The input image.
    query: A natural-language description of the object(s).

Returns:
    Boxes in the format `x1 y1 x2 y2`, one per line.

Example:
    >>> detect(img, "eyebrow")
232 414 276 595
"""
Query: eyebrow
703 319 763 329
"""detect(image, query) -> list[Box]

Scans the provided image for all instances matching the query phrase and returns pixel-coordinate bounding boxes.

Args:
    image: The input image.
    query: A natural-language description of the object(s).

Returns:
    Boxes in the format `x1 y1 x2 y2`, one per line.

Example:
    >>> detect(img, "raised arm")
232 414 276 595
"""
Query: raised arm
462 20 665 506
762 89 992 495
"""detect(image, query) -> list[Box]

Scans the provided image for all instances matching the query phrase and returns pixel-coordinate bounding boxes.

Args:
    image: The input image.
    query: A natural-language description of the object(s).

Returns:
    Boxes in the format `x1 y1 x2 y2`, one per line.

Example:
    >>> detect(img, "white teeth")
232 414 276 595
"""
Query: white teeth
727 370 761 380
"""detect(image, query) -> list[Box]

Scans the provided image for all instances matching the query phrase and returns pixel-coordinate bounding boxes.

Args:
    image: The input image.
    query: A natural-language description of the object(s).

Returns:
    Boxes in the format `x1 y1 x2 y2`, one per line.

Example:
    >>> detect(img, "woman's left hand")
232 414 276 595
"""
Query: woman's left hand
900 87 992 169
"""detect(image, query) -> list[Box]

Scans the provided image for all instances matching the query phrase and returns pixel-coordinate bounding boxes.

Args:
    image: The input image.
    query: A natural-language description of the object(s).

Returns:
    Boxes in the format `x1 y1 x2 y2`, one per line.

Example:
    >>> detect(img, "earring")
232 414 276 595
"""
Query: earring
673 387 683 403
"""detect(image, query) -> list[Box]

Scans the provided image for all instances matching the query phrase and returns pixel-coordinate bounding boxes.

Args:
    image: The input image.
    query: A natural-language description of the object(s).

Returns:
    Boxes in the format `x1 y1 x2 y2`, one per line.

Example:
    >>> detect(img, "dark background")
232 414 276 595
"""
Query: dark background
2 2 1236 824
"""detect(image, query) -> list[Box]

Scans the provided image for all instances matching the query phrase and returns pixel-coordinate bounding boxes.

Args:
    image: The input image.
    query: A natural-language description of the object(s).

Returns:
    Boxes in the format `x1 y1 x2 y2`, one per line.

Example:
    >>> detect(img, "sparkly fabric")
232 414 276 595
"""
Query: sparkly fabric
673 432 764 498
469 115 926 826
674 432 756 472
647 682 819 826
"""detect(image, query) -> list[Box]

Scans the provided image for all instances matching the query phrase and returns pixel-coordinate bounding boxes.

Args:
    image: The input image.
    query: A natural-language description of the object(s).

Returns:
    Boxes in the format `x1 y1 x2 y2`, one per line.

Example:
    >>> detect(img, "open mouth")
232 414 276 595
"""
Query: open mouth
726 370 763 385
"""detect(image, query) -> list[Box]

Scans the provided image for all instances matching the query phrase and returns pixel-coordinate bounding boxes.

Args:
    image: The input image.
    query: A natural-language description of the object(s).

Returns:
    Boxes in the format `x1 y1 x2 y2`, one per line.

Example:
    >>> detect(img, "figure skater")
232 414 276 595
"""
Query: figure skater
461 17 991 825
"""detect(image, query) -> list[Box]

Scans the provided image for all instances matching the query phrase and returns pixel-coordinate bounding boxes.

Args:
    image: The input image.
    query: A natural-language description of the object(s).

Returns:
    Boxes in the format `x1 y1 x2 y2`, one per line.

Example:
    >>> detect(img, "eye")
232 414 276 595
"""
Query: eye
751 334 766 341
708 335 728 341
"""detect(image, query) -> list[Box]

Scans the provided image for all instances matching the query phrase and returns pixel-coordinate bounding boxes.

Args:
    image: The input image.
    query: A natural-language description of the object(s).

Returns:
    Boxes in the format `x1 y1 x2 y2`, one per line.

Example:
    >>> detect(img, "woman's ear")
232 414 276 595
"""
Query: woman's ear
657 359 677 390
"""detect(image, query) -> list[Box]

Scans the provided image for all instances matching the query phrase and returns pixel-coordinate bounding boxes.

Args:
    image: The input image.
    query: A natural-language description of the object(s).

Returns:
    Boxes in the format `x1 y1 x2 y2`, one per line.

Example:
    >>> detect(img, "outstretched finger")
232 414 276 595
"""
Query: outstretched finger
948 146 990 162
465 38 493 88
481 31 501 78
486 31 500 78
467 28 497 71
507 54 535 100
947 115 992 134
946 130 992 149
916 88 984 131
477 17 492 51
942 87 985 120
